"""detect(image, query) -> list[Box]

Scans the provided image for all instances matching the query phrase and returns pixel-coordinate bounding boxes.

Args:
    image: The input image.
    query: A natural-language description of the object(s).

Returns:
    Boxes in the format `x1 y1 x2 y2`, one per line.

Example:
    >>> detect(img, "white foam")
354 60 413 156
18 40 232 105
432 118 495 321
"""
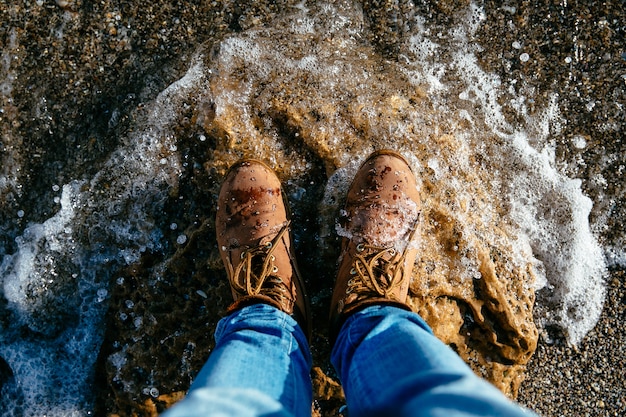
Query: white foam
0 53 208 416
605 243 626 267
572 135 587 149
402 18 447 93
2 182 80 307
434 8 606 344
0 28 23 229
506 132 606 344
0 1 616 414
0 28 18 99
367 1 606 345
206 2 608 350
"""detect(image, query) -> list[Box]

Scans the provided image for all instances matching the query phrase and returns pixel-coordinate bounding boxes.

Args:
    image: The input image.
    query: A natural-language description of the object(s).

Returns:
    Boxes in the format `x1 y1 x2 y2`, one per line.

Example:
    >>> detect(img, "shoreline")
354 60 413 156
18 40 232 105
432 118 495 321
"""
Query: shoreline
518 268 626 416
0 1 623 416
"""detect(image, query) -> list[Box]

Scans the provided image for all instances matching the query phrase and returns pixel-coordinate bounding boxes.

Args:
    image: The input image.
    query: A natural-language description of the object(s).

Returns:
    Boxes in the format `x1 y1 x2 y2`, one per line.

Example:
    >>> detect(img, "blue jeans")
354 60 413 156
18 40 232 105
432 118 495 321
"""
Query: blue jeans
162 304 536 417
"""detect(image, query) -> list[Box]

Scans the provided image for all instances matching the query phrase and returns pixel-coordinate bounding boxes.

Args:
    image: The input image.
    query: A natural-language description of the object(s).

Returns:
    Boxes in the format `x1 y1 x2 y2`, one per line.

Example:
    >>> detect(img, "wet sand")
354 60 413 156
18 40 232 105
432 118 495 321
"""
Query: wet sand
476 2 625 414
518 269 626 415
0 1 624 416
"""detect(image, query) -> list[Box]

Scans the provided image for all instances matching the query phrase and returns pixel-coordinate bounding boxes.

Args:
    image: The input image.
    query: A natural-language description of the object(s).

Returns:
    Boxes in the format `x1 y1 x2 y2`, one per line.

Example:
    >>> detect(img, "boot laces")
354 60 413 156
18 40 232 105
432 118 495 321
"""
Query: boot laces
228 221 293 307
346 225 417 302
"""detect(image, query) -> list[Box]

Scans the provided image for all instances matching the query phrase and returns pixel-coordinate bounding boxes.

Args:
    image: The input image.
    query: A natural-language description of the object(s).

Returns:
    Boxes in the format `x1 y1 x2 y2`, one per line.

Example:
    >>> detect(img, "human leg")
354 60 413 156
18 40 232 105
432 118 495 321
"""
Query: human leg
163 159 312 416
328 150 536 416
332 305 535 417
214 159 311 339
163 304 311 417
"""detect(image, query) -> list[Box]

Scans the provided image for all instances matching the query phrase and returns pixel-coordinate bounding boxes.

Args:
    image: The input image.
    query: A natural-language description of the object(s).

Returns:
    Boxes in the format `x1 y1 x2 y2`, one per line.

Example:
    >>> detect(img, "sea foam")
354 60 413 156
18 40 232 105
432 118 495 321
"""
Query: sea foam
0 1 614 415
0 55 206 416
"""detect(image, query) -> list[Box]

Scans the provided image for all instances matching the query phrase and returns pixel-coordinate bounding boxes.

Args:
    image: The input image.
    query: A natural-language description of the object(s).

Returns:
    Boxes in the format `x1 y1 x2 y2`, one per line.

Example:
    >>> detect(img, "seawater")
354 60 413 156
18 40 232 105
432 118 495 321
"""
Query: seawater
0 1 617 415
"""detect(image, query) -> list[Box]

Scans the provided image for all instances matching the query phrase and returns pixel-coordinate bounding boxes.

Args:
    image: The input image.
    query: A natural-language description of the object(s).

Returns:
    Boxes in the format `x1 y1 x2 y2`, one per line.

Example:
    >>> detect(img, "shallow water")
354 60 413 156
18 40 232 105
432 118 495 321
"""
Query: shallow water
0 0 623 415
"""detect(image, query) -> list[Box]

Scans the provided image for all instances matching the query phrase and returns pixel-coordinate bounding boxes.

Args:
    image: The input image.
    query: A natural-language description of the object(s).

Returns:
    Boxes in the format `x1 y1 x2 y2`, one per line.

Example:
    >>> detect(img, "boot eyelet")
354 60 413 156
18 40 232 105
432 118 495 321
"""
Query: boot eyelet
240 252 246 259
272 266 279 273
388 248 397 256
356 243 365 252
350 267 357 275
270 255 276 261
265 242 273 249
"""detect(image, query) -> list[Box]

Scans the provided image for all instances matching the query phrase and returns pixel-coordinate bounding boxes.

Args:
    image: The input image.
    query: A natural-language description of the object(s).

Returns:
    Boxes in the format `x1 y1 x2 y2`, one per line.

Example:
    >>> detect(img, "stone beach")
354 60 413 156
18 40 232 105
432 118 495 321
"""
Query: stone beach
0 1 624 416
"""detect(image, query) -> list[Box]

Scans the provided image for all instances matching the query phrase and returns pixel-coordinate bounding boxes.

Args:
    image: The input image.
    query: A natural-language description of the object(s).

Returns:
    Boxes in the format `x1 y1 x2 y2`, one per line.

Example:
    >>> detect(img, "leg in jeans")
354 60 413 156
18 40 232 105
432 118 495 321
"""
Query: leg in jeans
329 151 537 416
161 159 312 416
332 305 536 417
162 303 311 417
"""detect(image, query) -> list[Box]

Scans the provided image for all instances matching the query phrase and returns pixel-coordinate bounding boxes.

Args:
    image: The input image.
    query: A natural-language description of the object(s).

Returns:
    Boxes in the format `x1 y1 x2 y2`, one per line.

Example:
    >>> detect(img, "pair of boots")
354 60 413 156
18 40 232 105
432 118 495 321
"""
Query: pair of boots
216 150 421 340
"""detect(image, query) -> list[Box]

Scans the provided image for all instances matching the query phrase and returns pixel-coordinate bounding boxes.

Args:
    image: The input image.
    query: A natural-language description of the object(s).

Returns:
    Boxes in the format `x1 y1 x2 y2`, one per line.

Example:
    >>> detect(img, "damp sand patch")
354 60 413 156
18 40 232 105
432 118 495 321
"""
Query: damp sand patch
0 1 610 416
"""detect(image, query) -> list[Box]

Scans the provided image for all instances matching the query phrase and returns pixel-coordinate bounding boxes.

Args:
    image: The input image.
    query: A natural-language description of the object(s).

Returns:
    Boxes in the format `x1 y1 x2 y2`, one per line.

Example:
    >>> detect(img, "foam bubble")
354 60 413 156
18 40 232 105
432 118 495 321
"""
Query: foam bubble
572 135 587 149
96 288 108 303
1 53 207 415
605 242 626 267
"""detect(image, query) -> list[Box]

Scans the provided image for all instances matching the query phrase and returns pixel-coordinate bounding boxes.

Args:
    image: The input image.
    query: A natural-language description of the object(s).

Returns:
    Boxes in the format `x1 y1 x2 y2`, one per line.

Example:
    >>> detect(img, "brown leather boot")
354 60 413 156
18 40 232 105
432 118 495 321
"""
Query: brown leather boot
216 159 311 340
329 150 421 341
